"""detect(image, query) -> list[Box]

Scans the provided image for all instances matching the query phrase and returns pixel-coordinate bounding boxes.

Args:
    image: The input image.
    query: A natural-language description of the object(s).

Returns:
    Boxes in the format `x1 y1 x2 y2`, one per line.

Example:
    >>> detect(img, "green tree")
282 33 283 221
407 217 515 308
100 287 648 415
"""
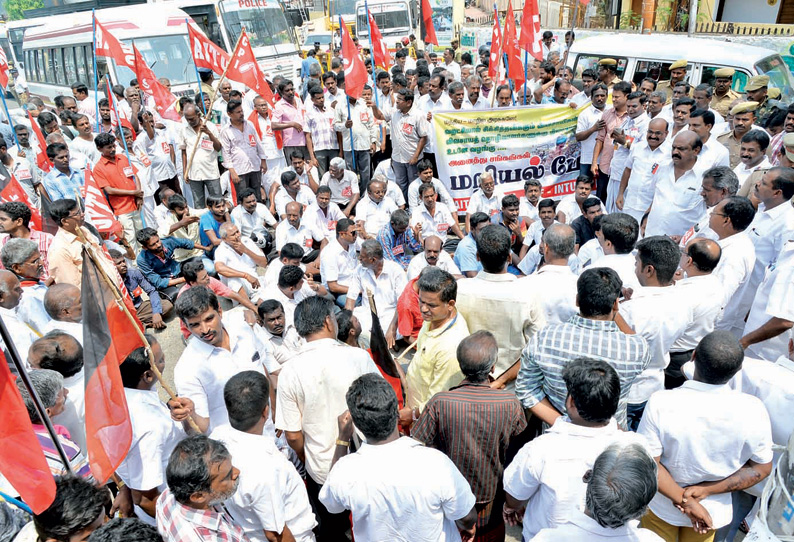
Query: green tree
4 0 44 20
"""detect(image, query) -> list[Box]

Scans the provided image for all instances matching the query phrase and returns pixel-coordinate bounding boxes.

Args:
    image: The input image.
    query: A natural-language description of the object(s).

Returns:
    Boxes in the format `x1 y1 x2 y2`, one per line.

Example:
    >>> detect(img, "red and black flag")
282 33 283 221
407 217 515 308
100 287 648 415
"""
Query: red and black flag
366 293 404 408
81 248 144 483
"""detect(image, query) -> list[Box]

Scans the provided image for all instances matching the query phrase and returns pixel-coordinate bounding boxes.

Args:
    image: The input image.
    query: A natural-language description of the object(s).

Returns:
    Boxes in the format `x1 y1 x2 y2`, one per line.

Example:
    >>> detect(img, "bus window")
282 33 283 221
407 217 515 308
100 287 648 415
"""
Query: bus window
53 48 66 86
75 46 88 83
573 54 628 81
43 49 53 83
220 0 293 50
116 35 194 86
64 48 77 86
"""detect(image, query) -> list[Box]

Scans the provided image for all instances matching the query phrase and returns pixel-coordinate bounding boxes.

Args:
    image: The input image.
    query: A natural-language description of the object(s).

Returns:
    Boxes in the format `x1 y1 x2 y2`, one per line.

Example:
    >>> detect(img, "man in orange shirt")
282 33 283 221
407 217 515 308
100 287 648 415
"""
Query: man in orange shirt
92 132 144 251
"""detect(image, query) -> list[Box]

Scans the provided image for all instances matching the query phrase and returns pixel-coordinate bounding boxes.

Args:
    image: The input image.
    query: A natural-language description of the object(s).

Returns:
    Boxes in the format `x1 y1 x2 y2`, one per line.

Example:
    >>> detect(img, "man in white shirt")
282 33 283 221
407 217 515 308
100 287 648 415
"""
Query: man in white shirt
407 159 455 211
416 74 452 176
355 177 399 238
410 183 464 250
117 337 188 522
527 443 662 542
274 170 317 219
606 91 650 213
465 171 500 230
275 201 326 259
556 177 594 224
677 166 739 248
174 287 272 433
211 372 317 542
230 187 277 242
520 224 578 325
333 89 377 195
645 131 706 238
259 265 323 329
667 238 725 388
710 196 757 336
441 47 462 81
304 186 345 242
42 283 84 345
504 359 648 541
575 84 608 178
344 239 408 344
406 235 462 280
733 131 771 190
637 331 773 541
255 300 304 369
214 222 270 300
276 296 379 541
179 103 223 209
688 109 730 175
519 179 542 222
590 213 641 293
320 218 360 308
616 117 671 222
320 374 477 542
620 236 693 429
318 157 359 217
461 75 489 110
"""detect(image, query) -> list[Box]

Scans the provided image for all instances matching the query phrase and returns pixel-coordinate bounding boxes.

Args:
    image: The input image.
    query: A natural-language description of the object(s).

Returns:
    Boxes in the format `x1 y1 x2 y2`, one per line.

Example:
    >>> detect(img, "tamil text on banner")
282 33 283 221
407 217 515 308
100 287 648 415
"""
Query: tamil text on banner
432 105 582 213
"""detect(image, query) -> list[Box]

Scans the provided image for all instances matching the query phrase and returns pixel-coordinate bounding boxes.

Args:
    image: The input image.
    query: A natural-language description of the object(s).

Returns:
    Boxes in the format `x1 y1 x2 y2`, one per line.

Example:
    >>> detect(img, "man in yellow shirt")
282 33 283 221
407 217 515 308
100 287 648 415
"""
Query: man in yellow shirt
405 266 470 412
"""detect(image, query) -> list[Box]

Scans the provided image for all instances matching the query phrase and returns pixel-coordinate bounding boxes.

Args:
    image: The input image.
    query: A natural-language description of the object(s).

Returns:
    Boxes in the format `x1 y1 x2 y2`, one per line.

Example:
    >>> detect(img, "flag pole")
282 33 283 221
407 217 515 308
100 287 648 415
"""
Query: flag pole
0 316 74 473
504 52 515 106
364 4 383 154
75 232 201 433
92 11 101 133
0 85 19 148
523 51 528 105
187 19 207 112
183 33 242 186
340 16 356 171
561 1 579 71
489 4 504 108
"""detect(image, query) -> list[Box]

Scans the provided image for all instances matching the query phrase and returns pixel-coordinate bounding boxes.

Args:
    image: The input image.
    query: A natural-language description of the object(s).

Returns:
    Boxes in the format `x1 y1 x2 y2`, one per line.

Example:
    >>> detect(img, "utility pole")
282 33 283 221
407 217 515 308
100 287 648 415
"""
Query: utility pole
687 0 698 36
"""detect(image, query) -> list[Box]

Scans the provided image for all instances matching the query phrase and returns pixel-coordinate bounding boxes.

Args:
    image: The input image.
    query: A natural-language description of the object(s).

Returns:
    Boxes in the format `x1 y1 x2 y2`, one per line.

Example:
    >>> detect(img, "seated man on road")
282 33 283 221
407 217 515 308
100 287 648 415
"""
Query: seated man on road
274 201 327 265
407 235 463 280
136 227 206 300
110 249 172 330
260 264 326 328
214 222 270 302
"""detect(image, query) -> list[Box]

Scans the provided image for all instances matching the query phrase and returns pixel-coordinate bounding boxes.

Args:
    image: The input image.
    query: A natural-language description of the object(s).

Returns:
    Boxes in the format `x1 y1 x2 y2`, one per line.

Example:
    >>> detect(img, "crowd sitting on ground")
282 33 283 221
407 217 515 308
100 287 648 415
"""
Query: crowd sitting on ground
0 32 793 542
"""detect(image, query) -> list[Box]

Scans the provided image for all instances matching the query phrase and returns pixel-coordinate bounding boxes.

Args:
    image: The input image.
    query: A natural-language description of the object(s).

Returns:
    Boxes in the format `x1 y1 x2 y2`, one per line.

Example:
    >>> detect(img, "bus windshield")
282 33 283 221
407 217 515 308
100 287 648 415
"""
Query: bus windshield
358 6 410 36
117 35 195 86
755 54 794 103
331 0 357 17
220 1 293 51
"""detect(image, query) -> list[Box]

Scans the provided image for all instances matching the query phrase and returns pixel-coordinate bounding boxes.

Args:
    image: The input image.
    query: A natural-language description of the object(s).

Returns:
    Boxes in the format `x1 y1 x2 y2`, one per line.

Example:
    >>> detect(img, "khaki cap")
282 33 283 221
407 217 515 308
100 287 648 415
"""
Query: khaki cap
598 58 617 66
713 67 735 78
670 59 688 70
783 133 794 162
730 101 759 115
745 75 770 91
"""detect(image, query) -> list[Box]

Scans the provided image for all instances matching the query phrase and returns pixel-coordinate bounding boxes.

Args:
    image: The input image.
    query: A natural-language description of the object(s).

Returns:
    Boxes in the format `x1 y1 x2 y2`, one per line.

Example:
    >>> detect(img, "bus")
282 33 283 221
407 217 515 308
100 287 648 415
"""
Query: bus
169 0 301 81
329 0 358 30
21 4 201 104
355 0 415 49
6 16 49 66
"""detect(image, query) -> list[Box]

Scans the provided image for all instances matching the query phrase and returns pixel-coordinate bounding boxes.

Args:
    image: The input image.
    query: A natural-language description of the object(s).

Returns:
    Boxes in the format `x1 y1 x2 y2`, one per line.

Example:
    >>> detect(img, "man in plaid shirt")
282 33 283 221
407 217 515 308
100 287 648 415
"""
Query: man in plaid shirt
157 435 249 542
375 209 421 270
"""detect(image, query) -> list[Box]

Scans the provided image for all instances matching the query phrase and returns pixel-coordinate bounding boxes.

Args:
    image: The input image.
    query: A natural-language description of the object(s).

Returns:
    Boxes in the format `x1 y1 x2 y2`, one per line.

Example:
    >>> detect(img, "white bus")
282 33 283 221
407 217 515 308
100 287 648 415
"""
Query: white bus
168 0 301 80
22 4 202 104
6 16 49 66
355 0 415 49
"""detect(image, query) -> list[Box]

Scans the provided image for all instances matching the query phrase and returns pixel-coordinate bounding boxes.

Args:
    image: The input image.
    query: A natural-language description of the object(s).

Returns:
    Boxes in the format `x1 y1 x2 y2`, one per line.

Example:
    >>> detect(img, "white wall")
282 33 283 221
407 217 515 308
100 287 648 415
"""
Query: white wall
720 0 781 23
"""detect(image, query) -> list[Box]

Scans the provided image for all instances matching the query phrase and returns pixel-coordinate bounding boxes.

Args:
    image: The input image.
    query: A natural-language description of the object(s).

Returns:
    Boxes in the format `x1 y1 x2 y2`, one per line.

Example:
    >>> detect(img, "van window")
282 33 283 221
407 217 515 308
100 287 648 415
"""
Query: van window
755 55 794 102
573 54 627 80
699 65 750 93
633 60 688 86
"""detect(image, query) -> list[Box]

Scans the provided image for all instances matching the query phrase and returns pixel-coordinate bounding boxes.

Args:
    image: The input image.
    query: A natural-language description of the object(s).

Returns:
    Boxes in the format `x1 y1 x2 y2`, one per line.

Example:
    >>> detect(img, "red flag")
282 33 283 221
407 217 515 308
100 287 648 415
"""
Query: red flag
0 350 57 514
83 166 123 238
488 8 503 81
225 31 275 108
133 47 180 122
421 0 438 46
368 11 390 70
248 109 282 150
0 48 9 89
1 175 44 231
503 4 525 88
519 0 543 60
27 112 52 174
187 23 230 76
94 17 134 70
340 23 367 100
105 79 120 130
81 250 143 484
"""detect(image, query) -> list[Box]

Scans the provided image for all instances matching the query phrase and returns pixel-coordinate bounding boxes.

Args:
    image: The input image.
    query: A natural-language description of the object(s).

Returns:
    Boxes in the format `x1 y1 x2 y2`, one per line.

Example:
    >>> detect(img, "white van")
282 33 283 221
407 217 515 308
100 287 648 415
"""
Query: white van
566 34 794 102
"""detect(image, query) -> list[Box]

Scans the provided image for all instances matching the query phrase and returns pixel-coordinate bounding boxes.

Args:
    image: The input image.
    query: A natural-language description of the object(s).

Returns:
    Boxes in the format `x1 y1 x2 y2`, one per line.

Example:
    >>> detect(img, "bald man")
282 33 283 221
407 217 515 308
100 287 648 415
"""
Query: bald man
406 235 463 280
0 269 38 363
43 283 83 345
667 238 724 388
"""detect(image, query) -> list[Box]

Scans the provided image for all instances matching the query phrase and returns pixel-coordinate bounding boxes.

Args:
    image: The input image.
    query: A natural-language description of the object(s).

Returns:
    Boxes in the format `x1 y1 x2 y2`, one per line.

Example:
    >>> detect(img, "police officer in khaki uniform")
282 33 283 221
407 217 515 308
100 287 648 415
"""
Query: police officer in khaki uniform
710 68 741 117
745 75 776 125
597 58 621 88
717 101 759 169
656 59 688 104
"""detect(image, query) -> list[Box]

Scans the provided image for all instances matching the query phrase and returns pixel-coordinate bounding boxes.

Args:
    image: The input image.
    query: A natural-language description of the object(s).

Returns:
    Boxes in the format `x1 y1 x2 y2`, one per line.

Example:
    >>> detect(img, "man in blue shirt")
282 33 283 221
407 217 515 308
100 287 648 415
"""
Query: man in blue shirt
455 211 489 277
301 49 321 81
136 227 209 300
375 208 421 270
110 248 171 329
199 195 229 258
42 143 84 202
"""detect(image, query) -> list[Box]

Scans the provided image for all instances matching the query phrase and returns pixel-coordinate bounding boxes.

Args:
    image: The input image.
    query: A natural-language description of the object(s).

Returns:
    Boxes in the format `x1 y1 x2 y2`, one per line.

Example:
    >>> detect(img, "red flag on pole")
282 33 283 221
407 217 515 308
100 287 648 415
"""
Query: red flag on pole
368 11 390 70
488 7 503 82
1 175 44 231
224 30 276 108
0 48 9 89
104 79 120 129
340 23 367 100
93 16 135 70
0 349 57 514
27 112 52 174
503 4 525 88
83 166 123 238
81 250 143 484
133 47 180 121
187 23 230 76
421 0 438 46
519 0 544 60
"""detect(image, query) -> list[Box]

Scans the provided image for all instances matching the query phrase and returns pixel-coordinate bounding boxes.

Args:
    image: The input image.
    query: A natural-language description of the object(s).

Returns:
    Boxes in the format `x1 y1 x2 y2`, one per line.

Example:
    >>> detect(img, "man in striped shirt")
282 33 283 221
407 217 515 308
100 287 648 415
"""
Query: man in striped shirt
413 331 526 541
515 267 651 428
